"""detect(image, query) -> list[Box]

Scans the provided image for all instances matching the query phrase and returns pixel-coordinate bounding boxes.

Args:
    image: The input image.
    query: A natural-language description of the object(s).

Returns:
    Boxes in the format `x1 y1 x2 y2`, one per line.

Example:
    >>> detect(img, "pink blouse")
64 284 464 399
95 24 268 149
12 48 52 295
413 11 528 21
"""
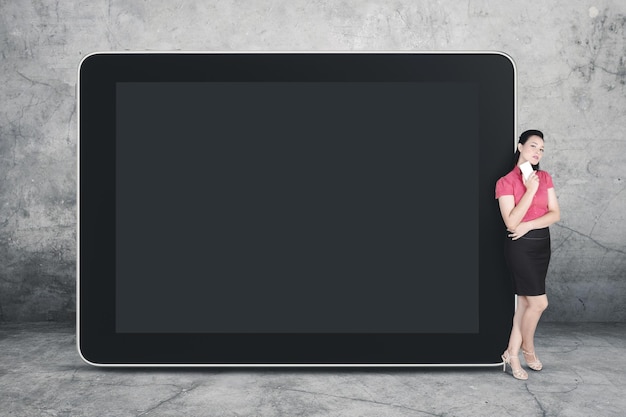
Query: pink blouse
495 166 554 222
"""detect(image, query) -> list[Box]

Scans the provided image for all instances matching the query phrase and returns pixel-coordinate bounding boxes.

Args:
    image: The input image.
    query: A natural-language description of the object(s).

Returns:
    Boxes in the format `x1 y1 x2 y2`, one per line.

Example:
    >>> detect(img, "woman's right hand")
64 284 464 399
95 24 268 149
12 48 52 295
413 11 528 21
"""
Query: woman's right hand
524 171 540 194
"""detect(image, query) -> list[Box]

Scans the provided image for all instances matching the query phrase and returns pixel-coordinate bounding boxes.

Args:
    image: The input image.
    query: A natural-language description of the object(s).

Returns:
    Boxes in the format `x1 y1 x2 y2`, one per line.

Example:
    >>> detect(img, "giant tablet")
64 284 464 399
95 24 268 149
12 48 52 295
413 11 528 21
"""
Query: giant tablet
78 52 516 366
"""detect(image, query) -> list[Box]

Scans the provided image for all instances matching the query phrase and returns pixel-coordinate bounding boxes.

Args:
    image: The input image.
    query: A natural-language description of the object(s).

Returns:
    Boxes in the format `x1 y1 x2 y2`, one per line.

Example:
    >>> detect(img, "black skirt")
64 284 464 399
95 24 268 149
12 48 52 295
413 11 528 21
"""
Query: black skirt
503 227 551 296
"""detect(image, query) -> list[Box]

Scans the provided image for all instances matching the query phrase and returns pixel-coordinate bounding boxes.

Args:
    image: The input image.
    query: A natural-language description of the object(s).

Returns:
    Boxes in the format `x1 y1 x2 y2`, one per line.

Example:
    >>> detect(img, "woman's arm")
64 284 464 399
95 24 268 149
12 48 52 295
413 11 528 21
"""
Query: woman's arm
497 171 540 231
507 188 560 240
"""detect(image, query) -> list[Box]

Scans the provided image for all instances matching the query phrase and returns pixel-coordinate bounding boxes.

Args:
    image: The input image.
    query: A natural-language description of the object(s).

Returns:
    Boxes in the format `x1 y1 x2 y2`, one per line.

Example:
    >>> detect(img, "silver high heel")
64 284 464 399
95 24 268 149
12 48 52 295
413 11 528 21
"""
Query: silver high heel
502 350 528 380
522 349 543 371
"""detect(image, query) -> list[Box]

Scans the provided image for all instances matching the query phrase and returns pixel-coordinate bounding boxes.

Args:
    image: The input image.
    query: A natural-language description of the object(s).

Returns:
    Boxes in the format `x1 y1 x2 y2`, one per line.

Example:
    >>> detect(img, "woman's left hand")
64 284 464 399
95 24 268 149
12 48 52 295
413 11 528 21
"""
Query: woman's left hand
508 222 532 240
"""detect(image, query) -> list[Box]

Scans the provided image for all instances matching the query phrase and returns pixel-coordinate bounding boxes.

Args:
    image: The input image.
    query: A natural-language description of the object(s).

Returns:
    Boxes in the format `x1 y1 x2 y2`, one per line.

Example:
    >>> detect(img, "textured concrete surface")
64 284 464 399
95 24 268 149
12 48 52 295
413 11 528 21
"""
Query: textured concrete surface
0 322 624 416
1 0 626 322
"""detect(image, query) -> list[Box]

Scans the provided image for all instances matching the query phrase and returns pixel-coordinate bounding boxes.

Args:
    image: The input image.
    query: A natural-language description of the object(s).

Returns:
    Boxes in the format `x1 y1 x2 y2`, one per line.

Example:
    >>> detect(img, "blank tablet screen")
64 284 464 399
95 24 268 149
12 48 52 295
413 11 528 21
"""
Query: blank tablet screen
115 81 478 333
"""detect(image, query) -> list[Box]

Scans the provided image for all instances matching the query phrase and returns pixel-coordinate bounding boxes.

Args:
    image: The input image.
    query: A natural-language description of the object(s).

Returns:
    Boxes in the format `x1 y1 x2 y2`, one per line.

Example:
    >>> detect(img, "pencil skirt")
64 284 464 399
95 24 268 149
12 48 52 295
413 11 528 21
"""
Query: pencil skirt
503 227 551 296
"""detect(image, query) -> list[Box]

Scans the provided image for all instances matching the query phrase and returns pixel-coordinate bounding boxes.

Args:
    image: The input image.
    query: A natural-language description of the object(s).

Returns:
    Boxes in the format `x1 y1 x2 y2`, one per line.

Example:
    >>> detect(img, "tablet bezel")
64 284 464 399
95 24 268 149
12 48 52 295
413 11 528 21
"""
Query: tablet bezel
78 52 516 366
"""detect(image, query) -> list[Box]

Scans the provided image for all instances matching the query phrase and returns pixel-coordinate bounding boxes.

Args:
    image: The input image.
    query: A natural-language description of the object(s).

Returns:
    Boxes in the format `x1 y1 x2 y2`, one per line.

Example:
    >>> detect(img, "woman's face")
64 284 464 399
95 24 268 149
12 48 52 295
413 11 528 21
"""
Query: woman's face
518 135 544 166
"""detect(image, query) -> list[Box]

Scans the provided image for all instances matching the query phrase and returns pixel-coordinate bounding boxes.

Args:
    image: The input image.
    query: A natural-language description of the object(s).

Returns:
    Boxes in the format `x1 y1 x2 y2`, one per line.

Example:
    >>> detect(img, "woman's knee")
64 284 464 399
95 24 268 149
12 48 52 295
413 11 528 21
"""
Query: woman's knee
528 295 548 312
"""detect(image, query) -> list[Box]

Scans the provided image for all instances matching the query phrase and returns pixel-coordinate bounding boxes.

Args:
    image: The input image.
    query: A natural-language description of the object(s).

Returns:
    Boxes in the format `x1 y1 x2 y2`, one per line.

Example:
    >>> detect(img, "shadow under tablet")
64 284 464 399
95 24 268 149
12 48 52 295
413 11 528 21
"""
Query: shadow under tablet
78 52 516 366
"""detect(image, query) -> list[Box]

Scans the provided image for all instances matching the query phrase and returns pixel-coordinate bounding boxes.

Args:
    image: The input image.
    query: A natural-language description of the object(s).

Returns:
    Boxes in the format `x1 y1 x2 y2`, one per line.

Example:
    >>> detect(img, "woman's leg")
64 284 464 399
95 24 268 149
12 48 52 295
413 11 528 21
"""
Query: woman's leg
507 295 528 355
520 294 548 369
502 296 529 378
520 294 548 353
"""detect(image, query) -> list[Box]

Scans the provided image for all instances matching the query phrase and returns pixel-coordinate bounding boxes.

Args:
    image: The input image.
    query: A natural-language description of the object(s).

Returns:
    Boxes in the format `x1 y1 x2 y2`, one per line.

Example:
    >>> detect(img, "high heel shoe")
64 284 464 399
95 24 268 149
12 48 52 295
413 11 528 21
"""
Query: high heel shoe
522 349 543 371
501 350 528 380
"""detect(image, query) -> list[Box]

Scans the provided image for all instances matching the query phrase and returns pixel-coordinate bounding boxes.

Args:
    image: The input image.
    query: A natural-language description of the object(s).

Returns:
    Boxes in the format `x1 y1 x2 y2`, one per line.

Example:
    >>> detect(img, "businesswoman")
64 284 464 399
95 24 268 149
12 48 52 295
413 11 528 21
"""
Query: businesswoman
495 129 561 380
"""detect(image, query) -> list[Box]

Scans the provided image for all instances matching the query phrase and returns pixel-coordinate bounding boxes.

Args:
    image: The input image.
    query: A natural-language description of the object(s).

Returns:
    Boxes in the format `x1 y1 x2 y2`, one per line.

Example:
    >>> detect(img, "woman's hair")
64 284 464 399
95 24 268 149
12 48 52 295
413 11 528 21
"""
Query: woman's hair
513 129 544 170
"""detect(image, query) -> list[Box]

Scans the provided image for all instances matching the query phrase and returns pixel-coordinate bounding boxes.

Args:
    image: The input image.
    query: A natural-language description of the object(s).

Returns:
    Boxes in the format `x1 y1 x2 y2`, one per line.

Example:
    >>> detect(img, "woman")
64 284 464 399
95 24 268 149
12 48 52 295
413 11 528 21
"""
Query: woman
495 129 560 380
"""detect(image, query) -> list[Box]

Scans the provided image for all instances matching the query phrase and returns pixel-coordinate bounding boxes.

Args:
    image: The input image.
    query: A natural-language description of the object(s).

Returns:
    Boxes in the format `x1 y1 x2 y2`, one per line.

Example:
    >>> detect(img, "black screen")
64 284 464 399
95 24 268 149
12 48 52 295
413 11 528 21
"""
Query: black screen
115 81 479 333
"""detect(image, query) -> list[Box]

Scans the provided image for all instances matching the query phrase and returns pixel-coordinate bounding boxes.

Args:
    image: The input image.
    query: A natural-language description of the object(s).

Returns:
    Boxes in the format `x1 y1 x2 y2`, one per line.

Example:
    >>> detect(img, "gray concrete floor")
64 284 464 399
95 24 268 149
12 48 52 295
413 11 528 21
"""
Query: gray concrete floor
0 323 624 416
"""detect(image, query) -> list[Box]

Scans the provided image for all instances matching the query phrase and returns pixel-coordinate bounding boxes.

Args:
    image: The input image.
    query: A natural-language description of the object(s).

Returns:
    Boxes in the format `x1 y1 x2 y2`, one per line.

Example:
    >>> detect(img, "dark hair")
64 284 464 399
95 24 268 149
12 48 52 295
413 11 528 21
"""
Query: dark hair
513 129 544 170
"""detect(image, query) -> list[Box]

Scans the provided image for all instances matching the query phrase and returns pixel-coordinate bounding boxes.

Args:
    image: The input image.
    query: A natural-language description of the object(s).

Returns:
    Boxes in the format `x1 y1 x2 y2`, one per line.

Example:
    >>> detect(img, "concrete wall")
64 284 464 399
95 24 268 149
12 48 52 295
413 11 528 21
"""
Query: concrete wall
1 0 625 322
